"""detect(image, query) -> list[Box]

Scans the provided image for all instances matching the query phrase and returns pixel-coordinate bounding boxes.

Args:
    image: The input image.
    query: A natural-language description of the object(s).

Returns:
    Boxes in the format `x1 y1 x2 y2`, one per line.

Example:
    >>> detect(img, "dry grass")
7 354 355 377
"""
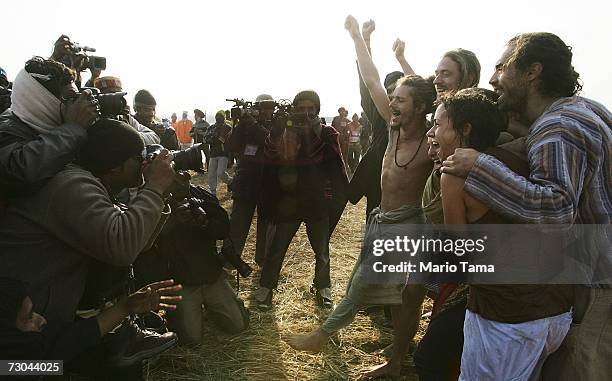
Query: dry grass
148 170 432 381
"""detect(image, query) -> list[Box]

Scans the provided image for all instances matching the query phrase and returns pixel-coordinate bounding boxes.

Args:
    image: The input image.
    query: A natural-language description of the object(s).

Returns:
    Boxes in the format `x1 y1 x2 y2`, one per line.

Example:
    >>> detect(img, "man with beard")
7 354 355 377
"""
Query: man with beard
285 15 435 352
133 89 179 150
442 32 611 381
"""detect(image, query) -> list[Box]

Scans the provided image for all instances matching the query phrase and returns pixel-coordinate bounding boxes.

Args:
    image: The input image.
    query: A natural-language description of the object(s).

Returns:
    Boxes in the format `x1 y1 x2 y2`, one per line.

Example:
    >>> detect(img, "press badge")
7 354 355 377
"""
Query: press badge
244 144 259 156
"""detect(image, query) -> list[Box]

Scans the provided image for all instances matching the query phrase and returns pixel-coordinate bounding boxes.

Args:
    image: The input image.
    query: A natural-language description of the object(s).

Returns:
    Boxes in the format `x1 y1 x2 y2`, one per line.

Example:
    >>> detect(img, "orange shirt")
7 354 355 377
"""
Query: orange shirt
174 119 193 144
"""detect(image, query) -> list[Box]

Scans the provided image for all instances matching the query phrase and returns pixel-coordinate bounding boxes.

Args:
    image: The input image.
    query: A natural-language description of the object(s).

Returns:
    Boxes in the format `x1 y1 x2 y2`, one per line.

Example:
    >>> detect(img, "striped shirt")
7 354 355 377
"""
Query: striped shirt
464 96 611 225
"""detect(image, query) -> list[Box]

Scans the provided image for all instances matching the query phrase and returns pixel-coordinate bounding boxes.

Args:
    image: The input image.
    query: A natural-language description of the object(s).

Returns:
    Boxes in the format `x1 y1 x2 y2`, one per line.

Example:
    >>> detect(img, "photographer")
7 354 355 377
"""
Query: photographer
0 67 10 114
51 35 106 88
0 57 98 215
205 111 233 197
0 118 174 324
133 89 180 150
93 76 160 145
191 109 210 169
255 90 348 309
225 94 276 265
135 172 249 344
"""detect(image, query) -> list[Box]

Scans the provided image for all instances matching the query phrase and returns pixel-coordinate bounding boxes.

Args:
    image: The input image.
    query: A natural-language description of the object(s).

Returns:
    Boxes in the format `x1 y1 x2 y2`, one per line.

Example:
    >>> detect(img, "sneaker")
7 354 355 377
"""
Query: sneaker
106 320 178 368
314 287 333 309
254 287 273 310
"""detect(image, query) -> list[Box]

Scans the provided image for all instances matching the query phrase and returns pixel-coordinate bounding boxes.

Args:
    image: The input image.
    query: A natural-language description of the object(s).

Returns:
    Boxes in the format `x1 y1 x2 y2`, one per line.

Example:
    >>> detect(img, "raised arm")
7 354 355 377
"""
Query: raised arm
393 39 415 76
345 15 391 124
362 19 375 54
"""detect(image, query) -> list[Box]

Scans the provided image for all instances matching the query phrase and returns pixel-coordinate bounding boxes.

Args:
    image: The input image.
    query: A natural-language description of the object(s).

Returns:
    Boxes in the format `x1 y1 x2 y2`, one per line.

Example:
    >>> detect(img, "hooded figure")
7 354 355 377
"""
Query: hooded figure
0 57 91 215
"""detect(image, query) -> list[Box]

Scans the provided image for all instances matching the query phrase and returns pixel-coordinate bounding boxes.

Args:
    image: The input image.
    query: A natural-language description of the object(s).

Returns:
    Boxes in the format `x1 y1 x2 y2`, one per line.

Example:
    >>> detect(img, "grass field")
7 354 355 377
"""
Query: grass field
148 171 431 381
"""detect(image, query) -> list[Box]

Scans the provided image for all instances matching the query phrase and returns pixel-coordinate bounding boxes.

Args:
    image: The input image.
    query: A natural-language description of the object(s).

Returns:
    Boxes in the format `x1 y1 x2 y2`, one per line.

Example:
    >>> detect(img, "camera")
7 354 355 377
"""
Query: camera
221 240 253 278
56 36 107 71
226 98 319 128
145 144 203 171
80 87 127 117
179 197 253 278
226 98 293 122
69 42 107 71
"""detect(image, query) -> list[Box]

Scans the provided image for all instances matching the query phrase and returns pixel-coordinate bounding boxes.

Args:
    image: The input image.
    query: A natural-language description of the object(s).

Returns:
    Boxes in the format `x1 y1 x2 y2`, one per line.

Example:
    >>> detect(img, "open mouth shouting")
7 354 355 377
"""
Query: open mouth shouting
390 108 402 127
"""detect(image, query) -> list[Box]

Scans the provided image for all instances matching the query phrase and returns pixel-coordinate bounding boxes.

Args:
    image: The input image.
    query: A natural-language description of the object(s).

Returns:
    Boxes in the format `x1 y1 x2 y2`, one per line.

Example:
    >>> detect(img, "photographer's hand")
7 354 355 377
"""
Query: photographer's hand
143 150 175 196
127 279 182 314
95 280 182 336
64 90 100 129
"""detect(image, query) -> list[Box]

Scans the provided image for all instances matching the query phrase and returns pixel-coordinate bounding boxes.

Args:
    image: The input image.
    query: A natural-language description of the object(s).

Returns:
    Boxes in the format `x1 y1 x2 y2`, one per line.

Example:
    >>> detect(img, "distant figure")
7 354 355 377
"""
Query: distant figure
191 109 210 170
358 111 371 154
175 111 194 149
331 107 350 170
347 113 362 176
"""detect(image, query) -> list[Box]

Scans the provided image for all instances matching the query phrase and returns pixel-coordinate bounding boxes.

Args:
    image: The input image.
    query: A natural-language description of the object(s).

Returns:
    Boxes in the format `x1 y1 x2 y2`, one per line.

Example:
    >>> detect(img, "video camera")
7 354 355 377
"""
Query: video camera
226 98 293 121
69 42 107 71
226 98 320 127
145 144 203 171
55 36 106 71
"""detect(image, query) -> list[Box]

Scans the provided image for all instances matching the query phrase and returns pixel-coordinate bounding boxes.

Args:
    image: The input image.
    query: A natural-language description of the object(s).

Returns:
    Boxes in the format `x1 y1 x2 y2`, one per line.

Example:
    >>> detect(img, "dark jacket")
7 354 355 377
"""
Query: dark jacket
190 120 210 144
135 185 229 286
226 118 270 201
260 119 348 234
0 110 86 214
133 115 179 150
347 70 389 217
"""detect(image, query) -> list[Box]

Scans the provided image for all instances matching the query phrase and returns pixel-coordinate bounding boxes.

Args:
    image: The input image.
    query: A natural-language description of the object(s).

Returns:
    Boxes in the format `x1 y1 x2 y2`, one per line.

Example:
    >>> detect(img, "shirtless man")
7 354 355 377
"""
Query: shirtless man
285 15 435 353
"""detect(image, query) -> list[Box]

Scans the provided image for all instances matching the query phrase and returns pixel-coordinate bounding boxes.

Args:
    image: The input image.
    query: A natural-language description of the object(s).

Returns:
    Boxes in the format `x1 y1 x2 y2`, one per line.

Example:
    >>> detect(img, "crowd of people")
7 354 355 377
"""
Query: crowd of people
0 12 610 381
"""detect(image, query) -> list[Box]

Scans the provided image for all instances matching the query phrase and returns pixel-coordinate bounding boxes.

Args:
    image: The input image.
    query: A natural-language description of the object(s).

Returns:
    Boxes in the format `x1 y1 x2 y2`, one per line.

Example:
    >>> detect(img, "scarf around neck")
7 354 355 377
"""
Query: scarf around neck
10 68 62 133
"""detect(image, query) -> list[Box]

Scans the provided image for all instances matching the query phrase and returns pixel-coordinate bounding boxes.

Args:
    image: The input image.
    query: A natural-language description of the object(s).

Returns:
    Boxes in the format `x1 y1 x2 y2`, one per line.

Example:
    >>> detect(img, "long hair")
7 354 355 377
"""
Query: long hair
396 75 436 117
507 33 581 98
442 48 481 89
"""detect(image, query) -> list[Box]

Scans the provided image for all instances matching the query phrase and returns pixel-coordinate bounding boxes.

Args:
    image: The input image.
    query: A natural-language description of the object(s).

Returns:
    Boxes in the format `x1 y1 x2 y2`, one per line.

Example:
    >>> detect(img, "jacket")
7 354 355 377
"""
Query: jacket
0 164 167 323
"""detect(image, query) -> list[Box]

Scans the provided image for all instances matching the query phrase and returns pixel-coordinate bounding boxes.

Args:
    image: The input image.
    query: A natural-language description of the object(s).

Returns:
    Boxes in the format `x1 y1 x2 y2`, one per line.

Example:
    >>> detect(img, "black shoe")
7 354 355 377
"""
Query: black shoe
138 311 168 334
106 320 178 368
313 287 333 309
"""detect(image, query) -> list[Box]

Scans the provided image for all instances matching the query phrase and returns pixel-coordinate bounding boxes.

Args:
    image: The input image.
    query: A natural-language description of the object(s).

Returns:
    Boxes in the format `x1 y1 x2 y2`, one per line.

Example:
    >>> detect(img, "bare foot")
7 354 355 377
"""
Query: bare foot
284 329 329 353
359 361 401 380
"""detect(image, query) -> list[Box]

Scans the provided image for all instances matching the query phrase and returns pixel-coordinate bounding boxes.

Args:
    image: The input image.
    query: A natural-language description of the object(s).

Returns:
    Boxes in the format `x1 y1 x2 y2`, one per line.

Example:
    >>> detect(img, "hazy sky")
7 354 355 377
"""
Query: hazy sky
3 0 611 121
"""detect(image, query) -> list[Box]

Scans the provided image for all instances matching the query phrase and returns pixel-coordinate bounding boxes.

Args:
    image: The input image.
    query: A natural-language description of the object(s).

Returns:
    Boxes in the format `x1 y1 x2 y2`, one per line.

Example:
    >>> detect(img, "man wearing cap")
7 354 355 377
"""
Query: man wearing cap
0 118 175 324
191 109 210 170
205 110 233 196
93 76 159 145
225 94 276 265
133 89 179 150
256 90 348 309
